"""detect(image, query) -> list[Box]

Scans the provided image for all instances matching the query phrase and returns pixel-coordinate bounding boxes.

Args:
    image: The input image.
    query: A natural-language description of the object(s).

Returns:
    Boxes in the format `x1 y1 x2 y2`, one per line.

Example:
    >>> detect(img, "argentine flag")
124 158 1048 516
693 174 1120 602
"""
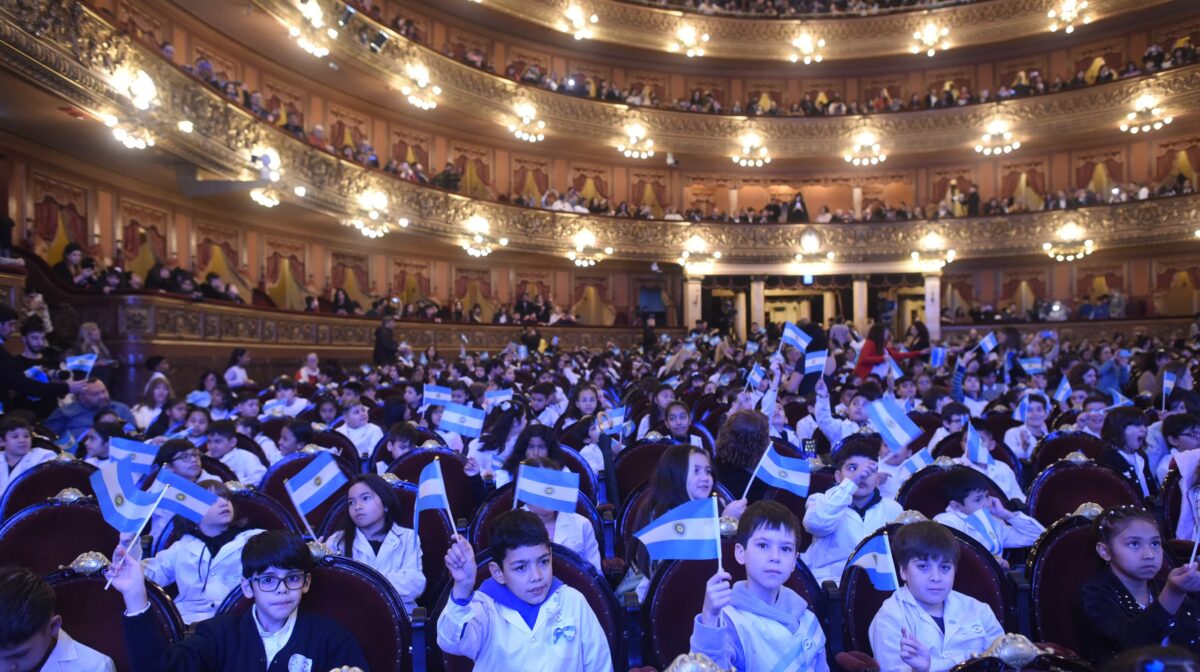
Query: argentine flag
23 366 49 383
185 390 212 408
866 398 923 452
965 422 993 465
750 445 811 497
515 463 580 513
634 496 721 563
484 388 513 409
64 353 97 377
746 363 767 389
781 322 812 352
745 341 760 354
929 347 947 369
284 452 348 515
54 432 78 453
1164 372 1178 410
1018 358 1045 376
424 385 454 405
884 351 905 380
440 403 486 438
976 332 998 355
599 407 628 436
1110 390 1134 408
1011 396 1029 422
261 398 287 416
156 469 219 523
1052 377 1072 404
849 533 899 591
414 459 453 534
109 437 158 473
965 509 1001 554
804 350 828 377
901 446 935 475
89 460 166 534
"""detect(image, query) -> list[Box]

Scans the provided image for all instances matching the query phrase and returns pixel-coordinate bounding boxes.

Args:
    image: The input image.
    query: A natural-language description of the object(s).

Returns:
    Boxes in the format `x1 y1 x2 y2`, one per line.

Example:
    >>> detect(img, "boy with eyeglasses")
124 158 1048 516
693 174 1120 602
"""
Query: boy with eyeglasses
109 530 369 671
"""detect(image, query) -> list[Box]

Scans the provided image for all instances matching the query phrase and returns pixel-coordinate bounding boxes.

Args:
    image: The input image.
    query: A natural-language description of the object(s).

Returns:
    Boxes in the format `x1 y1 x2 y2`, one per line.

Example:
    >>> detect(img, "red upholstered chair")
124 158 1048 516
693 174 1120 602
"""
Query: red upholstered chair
613 442 673 500
896 465 1007 520
559 414 595 450
218 553 414 672
1026 459 1141 527
369 433 449 475
45 561 185 672
152 487 302 554
841 524 1016 654
1030 431 1105 476
199 455 238 483
430 544 626 672
1052 409 1080 430
261 416 290 443
982 414 1021 443
318 479 455 612
468 482 606 559
931 430 965 455
557 443 602 506
763 467 837 551
387 448 478 527
0 496 119 575
1162 468 1185 538
0 458 96 521
312 430 363 473
233 433 271 468
639 539 827 669
908 411 943 434
259 450 355 532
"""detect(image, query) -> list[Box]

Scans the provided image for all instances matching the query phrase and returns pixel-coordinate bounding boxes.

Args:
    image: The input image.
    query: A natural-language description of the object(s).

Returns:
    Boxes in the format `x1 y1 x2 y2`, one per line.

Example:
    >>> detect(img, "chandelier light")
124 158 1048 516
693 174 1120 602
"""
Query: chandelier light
1120 94 1174 134
343 217 389 239
844 130 887 166
679 233 721 274
567 230 613 267
1047 0 1089 33
793 229 836 263
357 189 389 221
400 62 441 110
251 145 283 182
789 33 825 64
508 103 546 143
618 124 655 159
732 133 771 168
559 5 598 40
669 25 709 58
462 215 508 257
910 21 950 57
975 120 1021 155
111 66 158 110
1043 222 1095 262
250 188 280 208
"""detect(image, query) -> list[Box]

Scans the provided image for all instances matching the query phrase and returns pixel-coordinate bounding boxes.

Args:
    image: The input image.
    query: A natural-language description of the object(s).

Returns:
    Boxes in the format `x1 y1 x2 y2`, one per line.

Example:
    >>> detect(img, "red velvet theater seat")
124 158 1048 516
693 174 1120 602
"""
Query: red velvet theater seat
1026 460 1140 527
896 464 1007 520
0 458 96 521
386 448 478 525
0 496 120 575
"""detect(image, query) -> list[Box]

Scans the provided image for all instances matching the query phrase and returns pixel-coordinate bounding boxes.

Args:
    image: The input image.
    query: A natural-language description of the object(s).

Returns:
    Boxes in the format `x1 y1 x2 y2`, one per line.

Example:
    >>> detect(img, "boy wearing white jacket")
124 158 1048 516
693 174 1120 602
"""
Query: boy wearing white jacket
932 469 1044 570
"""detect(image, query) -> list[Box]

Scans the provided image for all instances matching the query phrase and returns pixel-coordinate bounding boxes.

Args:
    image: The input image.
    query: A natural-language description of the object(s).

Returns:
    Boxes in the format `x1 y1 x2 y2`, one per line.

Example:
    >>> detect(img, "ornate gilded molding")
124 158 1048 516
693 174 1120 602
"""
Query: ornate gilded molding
2 0 1200 266
252 0 1200 158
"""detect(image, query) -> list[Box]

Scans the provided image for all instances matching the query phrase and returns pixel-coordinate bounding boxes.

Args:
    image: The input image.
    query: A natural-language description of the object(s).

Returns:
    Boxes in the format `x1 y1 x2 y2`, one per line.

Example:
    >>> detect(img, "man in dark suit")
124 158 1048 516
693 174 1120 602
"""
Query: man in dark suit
964 185 981 217
787 193 809 223
373 314 398 365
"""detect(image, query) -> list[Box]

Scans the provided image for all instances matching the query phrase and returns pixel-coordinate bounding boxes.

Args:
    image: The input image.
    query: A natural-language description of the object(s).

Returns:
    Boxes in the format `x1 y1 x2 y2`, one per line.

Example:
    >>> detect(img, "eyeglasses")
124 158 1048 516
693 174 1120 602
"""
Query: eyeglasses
247 573 308 592
172 450 202 462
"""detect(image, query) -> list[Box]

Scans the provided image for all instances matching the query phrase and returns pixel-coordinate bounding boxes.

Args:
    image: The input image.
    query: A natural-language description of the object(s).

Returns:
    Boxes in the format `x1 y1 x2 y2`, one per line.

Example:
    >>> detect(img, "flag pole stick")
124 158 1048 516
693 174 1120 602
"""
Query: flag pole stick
1190 493 1200 566
436 458 456 535
712 494 723 574
882 531 914 636
513 462 523 511
283 478 320 541
741 446 769 501
105 486 169 591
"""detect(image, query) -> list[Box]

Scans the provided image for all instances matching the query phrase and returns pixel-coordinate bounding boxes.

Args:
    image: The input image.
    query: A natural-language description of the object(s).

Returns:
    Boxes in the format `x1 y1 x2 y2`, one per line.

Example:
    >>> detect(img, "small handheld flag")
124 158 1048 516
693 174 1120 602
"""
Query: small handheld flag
633 496 721 563
64 353 98 377
930 347 947 369
515 464 580 513
23 366 49 383
746 363 767 390
440 403 486 438
284 452 348 539
424 385 454 406
261 398 286 416
848 533 899 591
1052 377 1072 405
781 322 812 352
901 446 935 475
1110 390 1134 408
746 445 811 498
1011 396 1029 422
90 461 166 534
484 388 513 409
155 469 220 523
804 350 828 377
884 351 905 380
1018 358 1046 376
54 432 78 454
1164 372 1178 411
598 407 628 436
185 390 212 408
414 458 454 535
745 341 760 354
976 332 998 355
965 422 993 465
108 437 158 473
866 398 923 452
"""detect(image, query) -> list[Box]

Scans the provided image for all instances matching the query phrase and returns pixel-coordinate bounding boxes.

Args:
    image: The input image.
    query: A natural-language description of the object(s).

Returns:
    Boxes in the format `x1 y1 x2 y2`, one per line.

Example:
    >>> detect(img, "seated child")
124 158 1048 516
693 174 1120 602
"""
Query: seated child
145 398 188 439
205 420 266 486
334 402 384 461
803 441 903 586
234 416 281 465
376 422 419 474
868 521 1004 672
0 417 55 496
437 510 613 671
268 378 310 418
1072 394 1109 441
875 436 916 501
0 565 116 671
277 420 313 458
578 419 607 476
767 403 800 447
955 420 1024 503
794 393 819 440
182 407 210 448
1074 506 1200 667
1156 413 1200 483
110 530 368 670
324 474 425 612
927 403 968 453
1003 393 1050 460
932 469 1043 568
519 456 602 572
81 421 123 468
690 501 828 672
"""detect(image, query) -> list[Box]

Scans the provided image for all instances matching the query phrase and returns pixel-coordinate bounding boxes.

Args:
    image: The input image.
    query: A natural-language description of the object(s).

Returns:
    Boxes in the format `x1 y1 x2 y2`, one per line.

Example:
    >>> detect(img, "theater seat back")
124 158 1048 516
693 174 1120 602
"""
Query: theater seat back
312 431 363 473
0 459 96 522
613 443 672 498
233 434 271 468
153 488 302 554
259 451 354 532
0 498 119 575
896 465 1007 519
200 456 238 483
1025 514 1108 651
387 448 478 524
557 443 601 505
1162 468 1184 537
1031 432 1105 475
1027 461 1141 527
468 483 604 557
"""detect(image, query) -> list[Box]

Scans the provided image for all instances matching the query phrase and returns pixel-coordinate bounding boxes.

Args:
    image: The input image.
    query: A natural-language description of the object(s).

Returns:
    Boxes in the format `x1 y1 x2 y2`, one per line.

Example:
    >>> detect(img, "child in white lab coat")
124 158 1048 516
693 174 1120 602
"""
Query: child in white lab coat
927 403 968 455
204 420 266 486
954 420 1024 503
1003 393 1050 460
324 474 425 613
519 456 602 572
0 417 55 497
437 510 613 672
334 402 384 461
869 521 1004 672
932 469 1044 569
690 501 829 672
0 566 115 671
803 441 903 586
375 422 419 474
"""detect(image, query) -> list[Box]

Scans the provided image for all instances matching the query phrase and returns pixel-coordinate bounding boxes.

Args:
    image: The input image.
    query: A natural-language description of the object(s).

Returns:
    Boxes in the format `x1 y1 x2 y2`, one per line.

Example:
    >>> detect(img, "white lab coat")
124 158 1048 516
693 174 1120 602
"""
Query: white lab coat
802 479 903 585
219 447 266 486
1002 425 1046 460
143 528 264 624
795 415 819 441
335 422 384 459
868 587 1004 672
326 523 425 613
223 365 249 388
933 509 1044 553
41 629 115 671
437 583 613 672
876 460 910 501
552 510 602 572
0 447 56 496
253 434 283 465
814 396 867 447
437 428 464 454
1146 420 1169 481
534 405 562 427
954 456 1025 503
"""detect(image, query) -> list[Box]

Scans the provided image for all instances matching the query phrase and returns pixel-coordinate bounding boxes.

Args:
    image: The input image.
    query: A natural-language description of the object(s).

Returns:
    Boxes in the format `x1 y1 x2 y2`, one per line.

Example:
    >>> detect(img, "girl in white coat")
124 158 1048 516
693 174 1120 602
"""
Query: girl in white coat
520 456 602 571
325 475 425 613
465 401 527 486
140 482 264 625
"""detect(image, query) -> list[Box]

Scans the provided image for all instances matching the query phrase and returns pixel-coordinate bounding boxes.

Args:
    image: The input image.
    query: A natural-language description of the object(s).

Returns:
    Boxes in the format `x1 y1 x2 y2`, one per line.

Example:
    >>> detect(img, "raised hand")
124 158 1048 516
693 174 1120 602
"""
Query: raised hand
445 535 478 601
699 570 733 626
106 544 149 612
899 626 931 672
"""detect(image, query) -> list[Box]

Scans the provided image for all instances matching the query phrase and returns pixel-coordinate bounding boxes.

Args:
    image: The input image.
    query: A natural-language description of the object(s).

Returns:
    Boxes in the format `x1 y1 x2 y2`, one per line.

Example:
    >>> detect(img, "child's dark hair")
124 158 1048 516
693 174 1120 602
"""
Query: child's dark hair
530 382 555 398
0 566 55 647
1102 407 1148 448
275 377 296 391
941 402 969 423
941 467 991 505
339 475 405 552
1163 413 1200 440
284 420 314 445
1094 505 1159 546
503 424 562 473
0 416 32 436
1026 393 1050 411
387 422 420 446
207 419 238 439
154 438 198 465
186 406 211 423
488 510 551 565
921 387 952 410
833 439 878 470
968 418 994 441
892 520 960 566
241 529 315 578
237 416 262 436
735 500 799 548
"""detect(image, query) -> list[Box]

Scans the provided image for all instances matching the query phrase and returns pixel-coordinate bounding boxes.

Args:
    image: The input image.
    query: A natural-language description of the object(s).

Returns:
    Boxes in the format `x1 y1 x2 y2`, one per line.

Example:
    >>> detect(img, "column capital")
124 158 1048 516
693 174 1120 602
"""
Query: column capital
922 271 943 279
749 275 768 284
852 274 871 282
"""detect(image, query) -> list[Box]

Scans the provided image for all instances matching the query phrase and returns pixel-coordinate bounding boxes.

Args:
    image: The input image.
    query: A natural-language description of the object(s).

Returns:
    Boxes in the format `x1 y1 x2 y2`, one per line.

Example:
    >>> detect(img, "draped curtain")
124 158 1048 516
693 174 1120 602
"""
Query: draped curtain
197 241 252 301
393 266 432 306
1077 159 1123 194
122 220 166 280
453 156 494 200
632 179 668 218
515 278 551 299
269 97 303 130
515 166 549 201
1000 169 1046 211
330 121 363 151
1156 146 1200 187
571 280 616 326
572 174 609 201
1076 270 1122 299
265 253 309 311
332 261 373 308
455 272 497 321
392 139 429 168
34 196 87 265
932 177 974 216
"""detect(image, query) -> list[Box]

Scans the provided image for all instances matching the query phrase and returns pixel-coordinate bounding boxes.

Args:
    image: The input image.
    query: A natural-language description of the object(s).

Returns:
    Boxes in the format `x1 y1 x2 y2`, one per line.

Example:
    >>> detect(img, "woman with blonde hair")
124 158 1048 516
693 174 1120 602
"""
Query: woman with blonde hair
132 377 175 431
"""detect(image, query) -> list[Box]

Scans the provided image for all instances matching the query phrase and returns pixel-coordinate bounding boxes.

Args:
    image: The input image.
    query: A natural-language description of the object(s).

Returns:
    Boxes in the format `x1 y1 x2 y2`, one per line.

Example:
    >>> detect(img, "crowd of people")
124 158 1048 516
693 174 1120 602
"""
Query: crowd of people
619 0 973 18
4 290 1200 670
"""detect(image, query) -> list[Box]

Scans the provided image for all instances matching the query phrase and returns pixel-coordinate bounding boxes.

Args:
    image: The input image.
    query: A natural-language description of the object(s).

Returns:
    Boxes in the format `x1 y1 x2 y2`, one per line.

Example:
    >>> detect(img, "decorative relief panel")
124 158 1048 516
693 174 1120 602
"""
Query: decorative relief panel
116 0 167 48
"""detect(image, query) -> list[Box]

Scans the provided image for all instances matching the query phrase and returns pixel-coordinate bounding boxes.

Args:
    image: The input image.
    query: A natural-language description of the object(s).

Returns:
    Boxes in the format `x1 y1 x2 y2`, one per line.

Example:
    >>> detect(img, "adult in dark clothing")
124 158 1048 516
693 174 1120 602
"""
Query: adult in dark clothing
199 273 228 301
641 315 657 352
10 316 63 418
964 186 981 217
786 193 809 223
373 314 399 365
52 243 85 287
0 303 85 406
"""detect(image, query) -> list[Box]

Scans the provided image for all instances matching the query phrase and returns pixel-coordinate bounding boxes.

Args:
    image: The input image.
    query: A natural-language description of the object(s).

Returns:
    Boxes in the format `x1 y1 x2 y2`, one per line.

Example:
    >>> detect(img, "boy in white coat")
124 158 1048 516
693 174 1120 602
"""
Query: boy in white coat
1003 393 1050 460
0 566 115 672
204 420 265 486
334 402 384 461
812 379 875 447
803 442 903 586
438 510 613 672
954 420 1024 503
0 417 56 497
869 521 1004 672
690 501 828 672
932 469 1044 569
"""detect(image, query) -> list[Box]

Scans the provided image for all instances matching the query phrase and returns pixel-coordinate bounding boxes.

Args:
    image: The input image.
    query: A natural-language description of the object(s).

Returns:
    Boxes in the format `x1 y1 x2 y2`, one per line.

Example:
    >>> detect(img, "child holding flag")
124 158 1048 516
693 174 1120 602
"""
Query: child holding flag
690 501 829 672
516 457 602 571
868 521 1004 672
955 420 1024 503
0 417 55 496
932 469 1044 569
1002 393 1050 460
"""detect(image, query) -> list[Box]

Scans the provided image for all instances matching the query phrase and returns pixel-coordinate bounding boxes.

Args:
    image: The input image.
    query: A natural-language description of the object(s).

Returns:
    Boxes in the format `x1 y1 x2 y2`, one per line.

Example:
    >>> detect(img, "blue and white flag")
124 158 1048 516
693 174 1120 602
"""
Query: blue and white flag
804 350 828 377
866 398 923 452
964 509 1001 555
284 452 348 516
1110 390 1134 408
901 446 935 475
484 388 513 409
414 459 453 534
108 437 158 473
976 332 998 355
155 469 219 523
634 496 720 563
849 534 899 591
1052 377 1072 404
884 351 905 380
599 407 628 436
1018 358 1045 376
930 347 947 369
781 322 812 352
745 341 760 355
89 460 165 534
746 363 767 389
23 366 49 383
516 345 530 361
750 445 811 497
965 422 993 465
1164 371 1178 406
64 353 97 377
261 398 287 416
515 464 580 513
185 390 212 408
54 432 78 453
440 403 486 438
424 385 453 405
1011 396 1029 422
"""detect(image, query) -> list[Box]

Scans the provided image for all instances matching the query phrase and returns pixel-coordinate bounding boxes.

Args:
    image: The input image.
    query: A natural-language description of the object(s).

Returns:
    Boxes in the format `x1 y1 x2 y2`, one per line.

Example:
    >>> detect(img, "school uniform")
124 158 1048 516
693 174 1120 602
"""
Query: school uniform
1097 448 1158 500
1156 448 1181 484
802 479 903 586
436 579 613 672
814 396 868 447
123 603 368 672
223 365 249 389
465 436 519 479
933 508 1044 554
954 456 1025 502
143 528 264 624
962 396 988 418
1144 420 1169 481
690 582 829 672
253 434 283 465
769 426 800 448
533 405 562 428
0 447 56 495
869 586 1004 672
335 422 384 459
1074 567 1200 666
927 427 952 452
795 415 818 440
42 629 116 671
1003 424 1047 460
218 447 266 486
580 442 605 475
549 510 602 572
277 398 310 418
326 523 425 613
437 428 464 454
876 460 910 501
85 455 115 468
